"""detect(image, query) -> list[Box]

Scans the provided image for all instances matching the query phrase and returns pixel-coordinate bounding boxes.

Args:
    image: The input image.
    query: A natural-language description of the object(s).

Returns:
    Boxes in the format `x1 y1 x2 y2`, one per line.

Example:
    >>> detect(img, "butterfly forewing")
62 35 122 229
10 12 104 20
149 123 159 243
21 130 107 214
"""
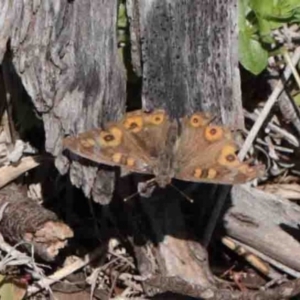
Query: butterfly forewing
63 110 172 175
64 110 264 185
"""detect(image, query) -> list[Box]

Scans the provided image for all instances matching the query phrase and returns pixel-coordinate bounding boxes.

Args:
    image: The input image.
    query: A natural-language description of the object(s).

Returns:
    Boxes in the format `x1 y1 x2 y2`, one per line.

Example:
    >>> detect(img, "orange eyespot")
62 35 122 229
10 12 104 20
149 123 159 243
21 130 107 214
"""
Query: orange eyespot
126 157 135 167
147 112 165 125
207 168 217 179
193 168 203 178
189 114 206 127
99 127 122 147
204 126 223 142
123 116 143 133
218 145 240 167
79 138 96 148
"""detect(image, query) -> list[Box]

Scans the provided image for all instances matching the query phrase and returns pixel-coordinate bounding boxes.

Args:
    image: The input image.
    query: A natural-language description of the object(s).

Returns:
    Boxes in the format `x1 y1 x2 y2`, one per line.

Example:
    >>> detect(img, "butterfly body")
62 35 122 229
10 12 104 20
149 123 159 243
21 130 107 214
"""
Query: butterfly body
149 121 179 188
63 110 264 187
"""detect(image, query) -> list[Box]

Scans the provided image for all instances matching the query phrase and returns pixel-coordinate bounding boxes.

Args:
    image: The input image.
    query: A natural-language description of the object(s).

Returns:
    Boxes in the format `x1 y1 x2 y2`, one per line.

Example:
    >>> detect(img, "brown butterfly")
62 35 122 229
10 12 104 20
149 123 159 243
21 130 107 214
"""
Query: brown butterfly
63 109 264 188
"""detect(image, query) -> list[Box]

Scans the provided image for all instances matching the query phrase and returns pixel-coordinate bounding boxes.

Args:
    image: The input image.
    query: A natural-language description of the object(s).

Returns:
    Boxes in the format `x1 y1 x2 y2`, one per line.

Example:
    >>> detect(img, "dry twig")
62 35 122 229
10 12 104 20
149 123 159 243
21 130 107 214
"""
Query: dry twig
239 47 300 160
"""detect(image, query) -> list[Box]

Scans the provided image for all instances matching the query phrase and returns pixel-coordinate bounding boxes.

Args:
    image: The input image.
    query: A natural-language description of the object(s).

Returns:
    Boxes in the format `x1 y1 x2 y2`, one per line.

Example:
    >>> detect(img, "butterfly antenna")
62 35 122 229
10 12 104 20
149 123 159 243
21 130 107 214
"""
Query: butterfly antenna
170 183 194 203
124 178 157 202
124 191 140 202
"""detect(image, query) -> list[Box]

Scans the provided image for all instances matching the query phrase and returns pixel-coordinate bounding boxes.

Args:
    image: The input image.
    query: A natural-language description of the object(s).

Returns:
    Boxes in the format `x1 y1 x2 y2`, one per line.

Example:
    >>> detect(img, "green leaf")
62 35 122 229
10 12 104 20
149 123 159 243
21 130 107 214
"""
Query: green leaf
238 0 248 31
250 0 300 20
0 275 27 300
256 18 275 43
239 32 268 75
118 2 127 29
239 0 268 74
249 0 300 43
293 93 300 106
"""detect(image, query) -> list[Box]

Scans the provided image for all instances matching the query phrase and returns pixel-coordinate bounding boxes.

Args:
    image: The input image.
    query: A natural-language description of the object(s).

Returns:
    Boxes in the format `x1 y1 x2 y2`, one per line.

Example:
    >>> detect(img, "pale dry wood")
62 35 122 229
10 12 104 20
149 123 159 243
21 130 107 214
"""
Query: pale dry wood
0 184 74 261
0 156 40 188
0 0 126 204
284 50 300 89
146 274 300 299
239 47 300 160
126 0 142 77
138 0 243 127
224 236 300 278
0 234 44 274
244 110 299 147
27 245 106 296
125 184 221 296
222 236 283 280
134 196 216 298
128 0 244 296
258 183 300 200
0 0 269 298
224 185 300 272
277 86 300 135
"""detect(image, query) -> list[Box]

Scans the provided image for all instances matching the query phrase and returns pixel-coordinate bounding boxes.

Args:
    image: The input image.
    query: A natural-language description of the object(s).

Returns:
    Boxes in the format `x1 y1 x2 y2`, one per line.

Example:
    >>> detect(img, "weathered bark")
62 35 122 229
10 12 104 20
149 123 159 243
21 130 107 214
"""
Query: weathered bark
125 191 215 296
136 0 243 125
225 185 300 272
0 0 263 298
125 0 243 296
147 275 300 300
0 0 126 204
0 184 73 261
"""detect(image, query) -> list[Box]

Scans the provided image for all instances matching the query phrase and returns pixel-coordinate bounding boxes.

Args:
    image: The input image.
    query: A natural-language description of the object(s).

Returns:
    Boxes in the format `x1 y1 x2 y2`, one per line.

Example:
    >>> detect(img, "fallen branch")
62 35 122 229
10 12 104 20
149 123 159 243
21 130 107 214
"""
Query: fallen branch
0 156 41 188
239 46 300 160
0 184 73 261
27 245 106 296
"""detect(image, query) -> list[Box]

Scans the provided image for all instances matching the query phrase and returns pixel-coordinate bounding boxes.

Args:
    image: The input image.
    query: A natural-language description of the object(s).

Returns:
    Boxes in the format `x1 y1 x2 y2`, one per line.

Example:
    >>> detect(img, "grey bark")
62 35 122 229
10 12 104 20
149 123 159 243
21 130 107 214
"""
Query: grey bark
2 0 285 298
125 0 244 296
136 0 243 126
0 0 126 203
225 185 300 273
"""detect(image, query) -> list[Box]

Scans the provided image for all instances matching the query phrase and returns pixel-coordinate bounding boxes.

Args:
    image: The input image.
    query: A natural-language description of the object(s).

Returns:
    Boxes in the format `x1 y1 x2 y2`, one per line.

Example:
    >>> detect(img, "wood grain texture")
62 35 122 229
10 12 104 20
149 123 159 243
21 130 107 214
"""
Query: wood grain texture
126 0 142 77
0 184 73 261
225 185 300 272
125 1 245 296
0 1 285 298
138 0 243 127
0 0 126 202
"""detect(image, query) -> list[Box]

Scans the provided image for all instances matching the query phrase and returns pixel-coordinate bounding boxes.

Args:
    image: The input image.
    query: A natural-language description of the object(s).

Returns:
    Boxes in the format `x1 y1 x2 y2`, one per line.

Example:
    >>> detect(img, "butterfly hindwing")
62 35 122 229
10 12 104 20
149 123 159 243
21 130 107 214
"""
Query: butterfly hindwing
174 113 264 184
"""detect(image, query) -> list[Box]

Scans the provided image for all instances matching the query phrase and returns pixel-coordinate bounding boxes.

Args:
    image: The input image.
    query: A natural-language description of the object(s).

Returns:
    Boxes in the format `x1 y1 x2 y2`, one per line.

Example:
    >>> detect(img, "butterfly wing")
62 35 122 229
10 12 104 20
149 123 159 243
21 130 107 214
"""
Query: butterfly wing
63 110 172 175
173 113 264 184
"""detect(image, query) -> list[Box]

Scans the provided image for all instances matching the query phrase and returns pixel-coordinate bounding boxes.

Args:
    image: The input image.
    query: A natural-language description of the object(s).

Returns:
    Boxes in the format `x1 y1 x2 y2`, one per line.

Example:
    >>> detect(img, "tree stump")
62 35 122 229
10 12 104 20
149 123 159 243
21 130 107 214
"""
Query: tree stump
0 0 250 297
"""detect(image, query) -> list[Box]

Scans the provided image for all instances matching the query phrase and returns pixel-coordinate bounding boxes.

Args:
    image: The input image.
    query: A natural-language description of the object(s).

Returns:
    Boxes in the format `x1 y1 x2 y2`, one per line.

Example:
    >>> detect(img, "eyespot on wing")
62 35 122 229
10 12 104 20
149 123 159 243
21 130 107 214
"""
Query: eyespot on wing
218 145 240 167
98 126 123 147
204 125 224 142
189 113 210 127
123 116 143 133
144 110 166 125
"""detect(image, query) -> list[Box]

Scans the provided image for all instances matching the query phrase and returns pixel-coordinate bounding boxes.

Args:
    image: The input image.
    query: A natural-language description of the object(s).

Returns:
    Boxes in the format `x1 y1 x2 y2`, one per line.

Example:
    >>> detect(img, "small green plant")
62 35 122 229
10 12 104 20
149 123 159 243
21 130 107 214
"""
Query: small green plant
239 0 300 75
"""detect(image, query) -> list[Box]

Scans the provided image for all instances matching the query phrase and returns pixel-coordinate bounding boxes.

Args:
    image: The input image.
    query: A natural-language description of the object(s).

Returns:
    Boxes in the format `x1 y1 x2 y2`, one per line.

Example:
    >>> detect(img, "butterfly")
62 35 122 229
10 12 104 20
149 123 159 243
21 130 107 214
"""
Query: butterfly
63 109 264 189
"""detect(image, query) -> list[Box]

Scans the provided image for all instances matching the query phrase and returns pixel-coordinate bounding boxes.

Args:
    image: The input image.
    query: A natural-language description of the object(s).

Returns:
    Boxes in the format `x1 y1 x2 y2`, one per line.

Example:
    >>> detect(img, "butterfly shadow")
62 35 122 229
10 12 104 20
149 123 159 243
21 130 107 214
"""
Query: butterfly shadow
115 172 234 246
58 150 236 292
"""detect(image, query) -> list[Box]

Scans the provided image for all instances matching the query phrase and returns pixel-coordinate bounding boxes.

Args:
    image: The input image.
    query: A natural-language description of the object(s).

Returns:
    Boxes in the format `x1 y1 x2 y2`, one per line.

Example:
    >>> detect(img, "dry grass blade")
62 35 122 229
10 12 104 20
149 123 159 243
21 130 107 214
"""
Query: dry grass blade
239 47 300 161
221 237 282 280
259 184 300 200
223 236 300 278
0 156 41 188
283 49 300 89
27 245 106 296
